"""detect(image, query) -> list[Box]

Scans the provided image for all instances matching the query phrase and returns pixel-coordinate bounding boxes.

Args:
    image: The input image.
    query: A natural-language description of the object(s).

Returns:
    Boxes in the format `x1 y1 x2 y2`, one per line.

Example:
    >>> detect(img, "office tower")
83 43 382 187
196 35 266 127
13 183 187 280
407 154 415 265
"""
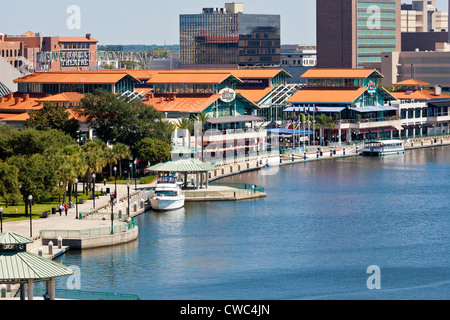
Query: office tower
317 0 401 68
180 3 281 67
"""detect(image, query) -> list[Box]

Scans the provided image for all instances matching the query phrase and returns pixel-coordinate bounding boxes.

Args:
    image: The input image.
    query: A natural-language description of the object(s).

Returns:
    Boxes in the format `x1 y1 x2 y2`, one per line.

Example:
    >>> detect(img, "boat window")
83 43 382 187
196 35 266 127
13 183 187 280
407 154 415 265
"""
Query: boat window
156 191 176 197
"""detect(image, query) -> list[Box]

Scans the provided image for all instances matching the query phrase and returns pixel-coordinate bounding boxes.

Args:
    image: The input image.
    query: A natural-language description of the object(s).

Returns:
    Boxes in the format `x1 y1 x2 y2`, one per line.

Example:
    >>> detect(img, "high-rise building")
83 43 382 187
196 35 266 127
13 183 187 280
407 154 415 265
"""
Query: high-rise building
179 3 281 68
317 0 401 68
401 0 448 33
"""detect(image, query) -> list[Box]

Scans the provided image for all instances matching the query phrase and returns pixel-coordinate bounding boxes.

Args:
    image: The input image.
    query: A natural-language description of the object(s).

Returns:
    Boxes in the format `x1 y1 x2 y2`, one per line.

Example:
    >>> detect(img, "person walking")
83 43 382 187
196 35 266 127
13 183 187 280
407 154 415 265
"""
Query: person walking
64 203 69 216
58 203 63 216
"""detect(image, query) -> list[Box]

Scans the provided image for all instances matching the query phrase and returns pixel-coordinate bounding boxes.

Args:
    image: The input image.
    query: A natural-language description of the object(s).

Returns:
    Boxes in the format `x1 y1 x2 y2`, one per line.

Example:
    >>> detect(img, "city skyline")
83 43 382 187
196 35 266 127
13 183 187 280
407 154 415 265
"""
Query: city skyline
0 0 448 46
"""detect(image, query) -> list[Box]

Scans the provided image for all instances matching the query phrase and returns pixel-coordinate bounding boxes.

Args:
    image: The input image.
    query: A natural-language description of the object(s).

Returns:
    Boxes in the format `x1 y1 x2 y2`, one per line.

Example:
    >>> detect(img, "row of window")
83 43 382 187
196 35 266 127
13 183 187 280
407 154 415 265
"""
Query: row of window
62 42 91 49
357 30 396 36
358 38 396 44
357 3 396 10
0 49 21 58
358 47 396 53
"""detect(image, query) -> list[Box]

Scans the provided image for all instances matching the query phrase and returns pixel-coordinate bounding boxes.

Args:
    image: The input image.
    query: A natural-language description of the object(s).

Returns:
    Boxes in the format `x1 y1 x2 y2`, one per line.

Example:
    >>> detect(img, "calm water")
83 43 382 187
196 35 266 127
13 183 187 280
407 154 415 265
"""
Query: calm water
55 147 450 300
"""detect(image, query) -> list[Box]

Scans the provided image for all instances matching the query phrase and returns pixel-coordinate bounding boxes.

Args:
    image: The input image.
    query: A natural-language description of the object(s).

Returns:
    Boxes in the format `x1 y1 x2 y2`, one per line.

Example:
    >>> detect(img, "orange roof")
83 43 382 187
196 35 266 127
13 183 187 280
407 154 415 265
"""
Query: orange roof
22 31 36 37
236 87 274 103
287 87 368 104
15 71 140 84
391 89 450 101
156 68 292 79
0 93 44 111
37 92 85 103
142 95 222 113
392 79 430 86
147 73 243 84
301 68 383 79
0 112 31 122
57 36 98 43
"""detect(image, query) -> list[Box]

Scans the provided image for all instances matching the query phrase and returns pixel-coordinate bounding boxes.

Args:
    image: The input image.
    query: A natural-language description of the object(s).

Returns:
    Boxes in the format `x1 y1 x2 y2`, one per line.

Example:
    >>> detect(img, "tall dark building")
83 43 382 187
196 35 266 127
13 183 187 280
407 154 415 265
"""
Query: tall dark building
179 3 280 68
317 0 401 68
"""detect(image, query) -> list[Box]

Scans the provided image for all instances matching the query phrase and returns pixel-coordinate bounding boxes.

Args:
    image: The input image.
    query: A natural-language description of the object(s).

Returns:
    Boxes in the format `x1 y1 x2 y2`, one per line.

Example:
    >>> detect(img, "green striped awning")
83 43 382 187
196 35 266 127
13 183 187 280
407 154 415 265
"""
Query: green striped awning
147 158 217 173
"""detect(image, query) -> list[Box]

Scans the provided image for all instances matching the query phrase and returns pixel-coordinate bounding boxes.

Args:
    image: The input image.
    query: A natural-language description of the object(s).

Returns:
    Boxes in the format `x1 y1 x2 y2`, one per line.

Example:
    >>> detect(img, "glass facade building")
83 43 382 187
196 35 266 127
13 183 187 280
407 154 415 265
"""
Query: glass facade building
356 0 399 67
180 9 280 67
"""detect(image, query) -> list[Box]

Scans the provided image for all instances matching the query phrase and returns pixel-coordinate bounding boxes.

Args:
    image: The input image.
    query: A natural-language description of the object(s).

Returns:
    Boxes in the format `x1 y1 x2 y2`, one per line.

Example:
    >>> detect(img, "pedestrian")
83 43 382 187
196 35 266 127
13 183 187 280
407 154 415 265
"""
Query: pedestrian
64 203 69 216
114 189 117 199
58 203 63 216
103 178 106 186
43 292 50 300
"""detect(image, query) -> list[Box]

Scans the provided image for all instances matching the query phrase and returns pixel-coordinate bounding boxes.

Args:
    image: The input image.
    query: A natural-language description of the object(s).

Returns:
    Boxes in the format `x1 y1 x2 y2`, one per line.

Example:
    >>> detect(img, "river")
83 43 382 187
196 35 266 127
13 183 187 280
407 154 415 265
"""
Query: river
54 146 450 300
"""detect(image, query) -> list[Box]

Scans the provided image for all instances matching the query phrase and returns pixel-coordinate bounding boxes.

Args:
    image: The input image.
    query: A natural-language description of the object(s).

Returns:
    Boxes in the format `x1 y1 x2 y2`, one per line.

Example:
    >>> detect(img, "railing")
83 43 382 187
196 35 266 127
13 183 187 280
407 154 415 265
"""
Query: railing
209 181 265 193
40 218 136 240
185 188 265 200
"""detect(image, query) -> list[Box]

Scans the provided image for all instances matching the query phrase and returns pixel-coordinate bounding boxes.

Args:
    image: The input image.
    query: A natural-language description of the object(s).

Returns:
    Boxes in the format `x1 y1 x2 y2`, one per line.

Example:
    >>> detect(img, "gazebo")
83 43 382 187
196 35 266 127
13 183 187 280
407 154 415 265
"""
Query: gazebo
0 231 74 300
147 158 218 189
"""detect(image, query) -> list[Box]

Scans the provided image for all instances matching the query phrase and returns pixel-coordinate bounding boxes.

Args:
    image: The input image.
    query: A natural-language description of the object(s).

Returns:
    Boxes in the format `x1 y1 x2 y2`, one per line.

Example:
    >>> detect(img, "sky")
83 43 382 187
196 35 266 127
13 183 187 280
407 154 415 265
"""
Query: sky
0 0 448 46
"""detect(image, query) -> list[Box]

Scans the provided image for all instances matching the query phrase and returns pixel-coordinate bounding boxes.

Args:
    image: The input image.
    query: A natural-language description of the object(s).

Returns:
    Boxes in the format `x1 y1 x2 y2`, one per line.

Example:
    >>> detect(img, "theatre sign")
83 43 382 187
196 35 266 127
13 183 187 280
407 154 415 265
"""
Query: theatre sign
37 50 91 67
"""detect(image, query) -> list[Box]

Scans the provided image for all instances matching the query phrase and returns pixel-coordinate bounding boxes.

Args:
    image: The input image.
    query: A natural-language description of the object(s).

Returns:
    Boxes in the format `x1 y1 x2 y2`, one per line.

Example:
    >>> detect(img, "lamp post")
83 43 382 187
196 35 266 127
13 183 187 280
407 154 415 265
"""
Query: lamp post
28 195 33 238
113 167 117 199
0 207 3 233
75 179 79 220
127 183 130 217
110 194 115 234
134 159 137 190
92 173 96 209
129 163 132 183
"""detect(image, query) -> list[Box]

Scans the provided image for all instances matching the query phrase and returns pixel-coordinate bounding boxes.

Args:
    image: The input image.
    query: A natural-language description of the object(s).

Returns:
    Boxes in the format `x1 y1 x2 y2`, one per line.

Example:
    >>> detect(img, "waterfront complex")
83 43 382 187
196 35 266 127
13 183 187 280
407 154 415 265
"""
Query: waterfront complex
317 0 401 68
179 3 281 67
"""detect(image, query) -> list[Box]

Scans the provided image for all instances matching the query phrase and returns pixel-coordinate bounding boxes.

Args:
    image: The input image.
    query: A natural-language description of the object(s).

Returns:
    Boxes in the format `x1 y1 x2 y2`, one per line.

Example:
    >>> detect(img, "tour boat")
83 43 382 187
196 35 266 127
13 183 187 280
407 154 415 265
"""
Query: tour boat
150 176 185 211
361 140 405 157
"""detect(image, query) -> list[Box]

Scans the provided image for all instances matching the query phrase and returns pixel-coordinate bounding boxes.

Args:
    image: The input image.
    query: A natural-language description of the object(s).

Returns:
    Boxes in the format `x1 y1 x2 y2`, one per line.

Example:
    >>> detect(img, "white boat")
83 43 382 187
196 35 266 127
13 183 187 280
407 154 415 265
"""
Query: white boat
150 176 185 211
361 140 405 157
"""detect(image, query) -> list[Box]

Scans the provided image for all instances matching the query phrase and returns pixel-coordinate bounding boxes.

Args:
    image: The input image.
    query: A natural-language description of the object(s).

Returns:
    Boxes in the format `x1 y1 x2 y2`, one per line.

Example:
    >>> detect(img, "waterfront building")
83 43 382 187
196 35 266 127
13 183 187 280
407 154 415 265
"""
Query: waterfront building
390 79 450 137
316 0 401 68
179 3 280 68
286 68 400 143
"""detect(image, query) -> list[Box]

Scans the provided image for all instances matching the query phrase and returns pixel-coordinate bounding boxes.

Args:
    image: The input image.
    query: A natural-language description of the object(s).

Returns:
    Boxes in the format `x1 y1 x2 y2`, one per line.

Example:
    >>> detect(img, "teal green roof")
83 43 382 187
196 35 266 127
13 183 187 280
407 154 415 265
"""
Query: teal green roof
0 251 74 283
147 158 217 173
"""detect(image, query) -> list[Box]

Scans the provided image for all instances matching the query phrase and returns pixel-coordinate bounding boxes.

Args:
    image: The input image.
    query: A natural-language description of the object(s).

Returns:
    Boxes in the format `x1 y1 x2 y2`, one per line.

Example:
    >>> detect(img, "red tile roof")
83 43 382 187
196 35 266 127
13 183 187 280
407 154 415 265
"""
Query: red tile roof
287 87 369 104
142 94 222 113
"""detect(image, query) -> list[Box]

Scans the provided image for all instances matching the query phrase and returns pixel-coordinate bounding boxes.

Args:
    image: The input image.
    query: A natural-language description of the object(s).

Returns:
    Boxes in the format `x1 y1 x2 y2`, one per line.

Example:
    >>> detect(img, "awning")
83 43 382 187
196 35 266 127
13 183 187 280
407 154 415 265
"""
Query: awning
267 129 314 135
429 101 450 108
358 130 370 134
350 106 398 113
284 106 347 113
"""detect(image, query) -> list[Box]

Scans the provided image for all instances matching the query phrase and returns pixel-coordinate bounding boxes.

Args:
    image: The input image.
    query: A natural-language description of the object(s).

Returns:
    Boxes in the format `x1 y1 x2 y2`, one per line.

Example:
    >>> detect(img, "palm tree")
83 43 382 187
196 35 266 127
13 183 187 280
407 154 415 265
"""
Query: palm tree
315 114 335 146
82 139 108 195
176 117 194 148
111 143 131 178
193 113 211 161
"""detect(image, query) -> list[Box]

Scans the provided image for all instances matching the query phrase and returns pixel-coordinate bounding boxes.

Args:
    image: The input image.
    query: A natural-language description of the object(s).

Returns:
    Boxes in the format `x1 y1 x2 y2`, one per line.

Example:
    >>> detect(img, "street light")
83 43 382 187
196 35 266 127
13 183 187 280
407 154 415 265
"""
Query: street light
0 207 3 233
129 163 132 183
113 167 117 199
28 195 33 238
92 173 96 209
110 194 115 234
75 179 79 220
134 159 137 190
127 183 130 217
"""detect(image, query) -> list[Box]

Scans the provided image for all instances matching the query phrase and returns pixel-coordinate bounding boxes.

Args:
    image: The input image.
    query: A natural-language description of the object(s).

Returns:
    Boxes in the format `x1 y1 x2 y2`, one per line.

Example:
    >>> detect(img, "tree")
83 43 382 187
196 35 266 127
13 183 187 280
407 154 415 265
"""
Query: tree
136 138 172 166
0 124 20 161
176 117 194 148
0 160 21 207
315 114 335 146
76 89 173 158
193 113 211 161
111 143 131 177
8 154 58 216
27 102 80 139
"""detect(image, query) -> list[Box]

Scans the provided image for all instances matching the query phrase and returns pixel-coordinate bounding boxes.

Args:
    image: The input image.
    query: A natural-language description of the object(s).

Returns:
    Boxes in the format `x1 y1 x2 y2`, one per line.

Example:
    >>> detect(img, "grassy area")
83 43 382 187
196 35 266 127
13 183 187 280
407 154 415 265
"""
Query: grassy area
0 191 101 223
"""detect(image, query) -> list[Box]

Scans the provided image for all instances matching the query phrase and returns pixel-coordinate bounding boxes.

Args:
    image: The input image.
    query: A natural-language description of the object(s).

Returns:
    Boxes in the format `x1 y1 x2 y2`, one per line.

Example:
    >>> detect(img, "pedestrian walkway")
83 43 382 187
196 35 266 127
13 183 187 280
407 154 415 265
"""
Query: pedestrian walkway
3 182 153 243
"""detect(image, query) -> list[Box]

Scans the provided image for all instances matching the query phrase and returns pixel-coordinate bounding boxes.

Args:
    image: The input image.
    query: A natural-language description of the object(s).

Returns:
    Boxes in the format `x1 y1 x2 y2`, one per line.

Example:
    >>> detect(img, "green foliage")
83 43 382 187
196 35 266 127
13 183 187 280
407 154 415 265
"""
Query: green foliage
0 160 21 207
76 89 174 158
136 138 172 166
26 102 80 139
176 117 194 131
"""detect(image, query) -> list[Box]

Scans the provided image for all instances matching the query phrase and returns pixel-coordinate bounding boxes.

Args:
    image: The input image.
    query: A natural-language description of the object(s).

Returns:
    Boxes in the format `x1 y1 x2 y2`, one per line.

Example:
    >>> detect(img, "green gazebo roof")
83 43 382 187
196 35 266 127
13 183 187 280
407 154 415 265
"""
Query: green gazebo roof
147 158 218 173
0 231 33 245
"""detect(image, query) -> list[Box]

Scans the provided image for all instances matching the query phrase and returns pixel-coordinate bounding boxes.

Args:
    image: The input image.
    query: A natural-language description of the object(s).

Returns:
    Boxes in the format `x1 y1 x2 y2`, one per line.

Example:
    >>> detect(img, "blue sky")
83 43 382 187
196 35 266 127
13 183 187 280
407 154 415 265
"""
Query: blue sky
0 0 448 45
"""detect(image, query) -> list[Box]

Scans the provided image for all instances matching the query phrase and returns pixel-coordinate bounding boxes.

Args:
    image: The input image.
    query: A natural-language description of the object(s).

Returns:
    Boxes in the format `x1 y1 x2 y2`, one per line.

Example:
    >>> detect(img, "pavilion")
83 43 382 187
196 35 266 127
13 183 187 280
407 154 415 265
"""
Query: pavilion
147 158 218 189
0 231 74 300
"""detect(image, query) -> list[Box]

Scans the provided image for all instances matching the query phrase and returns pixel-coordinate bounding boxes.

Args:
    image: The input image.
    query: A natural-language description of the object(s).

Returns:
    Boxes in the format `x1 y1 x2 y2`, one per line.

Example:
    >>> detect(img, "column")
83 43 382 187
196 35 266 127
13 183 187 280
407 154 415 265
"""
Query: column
49 278 55 300
206 172 209 188
346 129 352 143
27 279 34 300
